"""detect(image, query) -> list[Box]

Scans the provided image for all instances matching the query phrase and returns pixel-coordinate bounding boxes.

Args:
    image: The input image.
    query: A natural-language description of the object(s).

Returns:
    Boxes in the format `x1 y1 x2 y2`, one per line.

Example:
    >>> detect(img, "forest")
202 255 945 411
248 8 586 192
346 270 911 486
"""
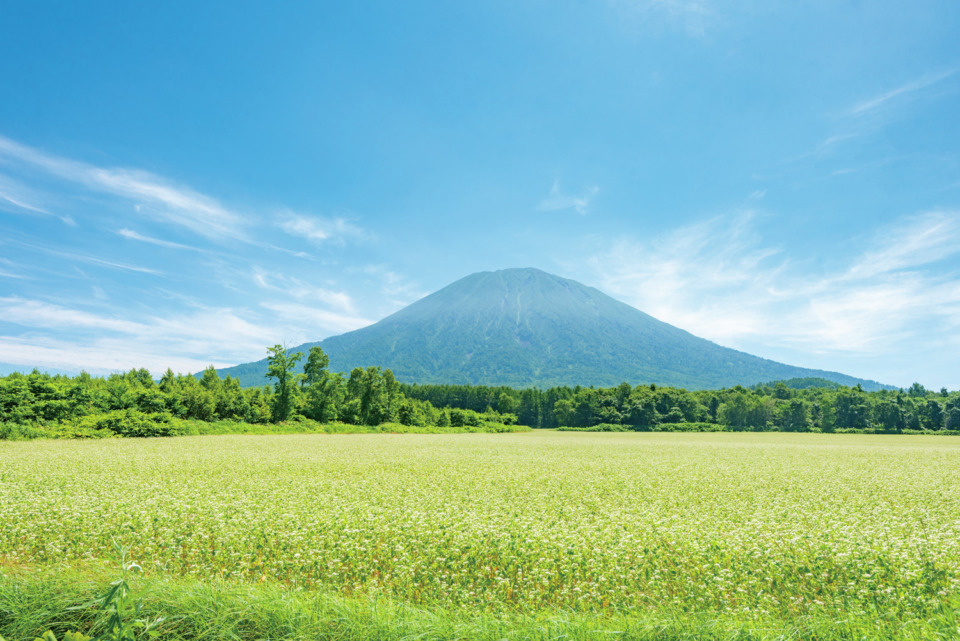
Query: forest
2 343 958 439
400 378 960 433
0 345 516 439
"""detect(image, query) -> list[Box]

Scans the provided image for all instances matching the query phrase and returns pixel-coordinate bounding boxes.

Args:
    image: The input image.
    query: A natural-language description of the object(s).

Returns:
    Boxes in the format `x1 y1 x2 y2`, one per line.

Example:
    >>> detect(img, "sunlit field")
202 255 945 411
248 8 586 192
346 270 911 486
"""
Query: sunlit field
3 432 960 628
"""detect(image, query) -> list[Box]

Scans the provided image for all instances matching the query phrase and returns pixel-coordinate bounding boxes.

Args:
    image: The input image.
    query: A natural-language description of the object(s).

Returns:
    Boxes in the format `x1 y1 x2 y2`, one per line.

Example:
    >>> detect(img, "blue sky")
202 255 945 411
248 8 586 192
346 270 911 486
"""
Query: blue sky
1 1 959 389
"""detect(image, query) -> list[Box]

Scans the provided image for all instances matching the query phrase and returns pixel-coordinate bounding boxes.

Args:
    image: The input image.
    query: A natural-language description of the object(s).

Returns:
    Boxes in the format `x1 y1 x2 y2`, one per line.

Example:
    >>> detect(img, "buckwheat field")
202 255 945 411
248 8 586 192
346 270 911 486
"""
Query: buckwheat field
2 432 959 621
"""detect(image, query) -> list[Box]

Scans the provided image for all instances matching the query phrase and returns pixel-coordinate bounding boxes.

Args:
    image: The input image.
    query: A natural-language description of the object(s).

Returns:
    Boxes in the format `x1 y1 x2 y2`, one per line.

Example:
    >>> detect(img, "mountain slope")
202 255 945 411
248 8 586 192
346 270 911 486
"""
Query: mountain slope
218 268 887 390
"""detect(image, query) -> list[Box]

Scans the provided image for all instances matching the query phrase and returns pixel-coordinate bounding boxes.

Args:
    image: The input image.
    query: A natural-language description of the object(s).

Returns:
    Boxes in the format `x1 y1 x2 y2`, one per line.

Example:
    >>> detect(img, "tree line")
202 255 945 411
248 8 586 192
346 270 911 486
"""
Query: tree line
400 378 960 432
4 348 958 438
0 345 515 438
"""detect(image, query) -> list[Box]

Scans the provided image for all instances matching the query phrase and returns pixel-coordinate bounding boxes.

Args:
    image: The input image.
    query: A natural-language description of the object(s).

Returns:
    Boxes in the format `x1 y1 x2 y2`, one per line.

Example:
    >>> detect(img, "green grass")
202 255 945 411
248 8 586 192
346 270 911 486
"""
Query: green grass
2 432 959 639
0 417 529 440
3 567 958 641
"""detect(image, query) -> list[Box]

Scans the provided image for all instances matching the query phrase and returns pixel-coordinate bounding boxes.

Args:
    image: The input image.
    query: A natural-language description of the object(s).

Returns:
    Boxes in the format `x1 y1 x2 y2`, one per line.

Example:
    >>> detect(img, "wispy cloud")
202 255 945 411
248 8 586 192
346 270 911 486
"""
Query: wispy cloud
252 267 357 313
843 212 960 279
117 228 205 252
360 265 427 309
0 296 144 333
0 135 248 241
0 292 378 375
849 68 958 116
0 259 29 280
0 297 292 374
277 211 366 245
536 180 599 215
796 70 957 167
13 240 162 275
0 174 75 225
587 210 960 360
0 337 216 377
259 302 373 334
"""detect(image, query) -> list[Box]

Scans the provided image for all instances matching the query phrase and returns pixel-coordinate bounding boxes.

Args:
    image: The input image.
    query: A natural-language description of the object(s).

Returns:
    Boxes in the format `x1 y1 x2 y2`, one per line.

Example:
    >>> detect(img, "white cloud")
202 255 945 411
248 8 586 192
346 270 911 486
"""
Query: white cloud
849 68 958 116
0 273 378 373
0 296 145 333
359 265 427 310
0 135 248 241
0 336 217 377
842 212 960 279
251 267 357 313
15 241 163 275
0 297 301 375
259 302 373 335
118 228 205 252
587 210 960 358
536 180 599 215
0 261 30 280
0 174 75 225
277 211 366 245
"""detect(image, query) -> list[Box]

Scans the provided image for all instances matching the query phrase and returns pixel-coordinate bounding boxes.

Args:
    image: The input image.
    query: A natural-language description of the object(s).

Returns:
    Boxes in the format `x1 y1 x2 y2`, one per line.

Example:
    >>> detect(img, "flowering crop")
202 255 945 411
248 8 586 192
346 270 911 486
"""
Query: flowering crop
2 432 958 619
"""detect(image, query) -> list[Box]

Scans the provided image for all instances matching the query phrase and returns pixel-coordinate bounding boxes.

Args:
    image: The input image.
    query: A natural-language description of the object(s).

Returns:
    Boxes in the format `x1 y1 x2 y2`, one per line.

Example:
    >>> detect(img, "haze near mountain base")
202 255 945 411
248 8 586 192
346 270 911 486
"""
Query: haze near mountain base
218 268 886 391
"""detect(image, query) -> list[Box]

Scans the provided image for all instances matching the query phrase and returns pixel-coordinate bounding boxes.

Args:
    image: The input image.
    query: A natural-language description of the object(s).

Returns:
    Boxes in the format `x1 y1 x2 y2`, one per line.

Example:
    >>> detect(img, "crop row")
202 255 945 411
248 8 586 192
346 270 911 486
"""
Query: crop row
2 432 958 619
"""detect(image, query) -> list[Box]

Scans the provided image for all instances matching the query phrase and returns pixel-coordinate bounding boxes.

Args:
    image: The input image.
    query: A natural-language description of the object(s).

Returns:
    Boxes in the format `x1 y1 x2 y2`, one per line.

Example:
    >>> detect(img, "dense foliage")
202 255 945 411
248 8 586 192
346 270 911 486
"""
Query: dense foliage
401 377 960 432
4 351 957 440
0 346 517 440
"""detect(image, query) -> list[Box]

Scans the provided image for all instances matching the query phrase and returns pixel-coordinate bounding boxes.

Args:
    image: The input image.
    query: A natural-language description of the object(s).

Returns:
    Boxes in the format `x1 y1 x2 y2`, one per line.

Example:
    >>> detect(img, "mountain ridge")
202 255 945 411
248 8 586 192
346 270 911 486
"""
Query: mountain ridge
216 267 889 391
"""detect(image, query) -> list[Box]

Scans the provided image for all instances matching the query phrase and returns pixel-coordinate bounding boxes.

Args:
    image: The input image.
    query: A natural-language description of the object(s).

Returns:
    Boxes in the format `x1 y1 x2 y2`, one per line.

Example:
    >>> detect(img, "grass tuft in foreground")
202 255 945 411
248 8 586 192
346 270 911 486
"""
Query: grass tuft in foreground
2 568 958 641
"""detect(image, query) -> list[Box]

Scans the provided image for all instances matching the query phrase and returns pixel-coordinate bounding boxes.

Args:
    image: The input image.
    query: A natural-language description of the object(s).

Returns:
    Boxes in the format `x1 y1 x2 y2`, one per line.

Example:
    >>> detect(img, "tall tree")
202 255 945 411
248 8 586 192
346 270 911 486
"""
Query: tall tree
266 345 303 422
301 347 342 422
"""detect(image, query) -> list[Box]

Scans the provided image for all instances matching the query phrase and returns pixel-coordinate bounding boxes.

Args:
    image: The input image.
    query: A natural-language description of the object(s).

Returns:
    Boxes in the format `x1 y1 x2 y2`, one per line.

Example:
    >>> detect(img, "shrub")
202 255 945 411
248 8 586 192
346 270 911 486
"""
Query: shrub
79 409 185 438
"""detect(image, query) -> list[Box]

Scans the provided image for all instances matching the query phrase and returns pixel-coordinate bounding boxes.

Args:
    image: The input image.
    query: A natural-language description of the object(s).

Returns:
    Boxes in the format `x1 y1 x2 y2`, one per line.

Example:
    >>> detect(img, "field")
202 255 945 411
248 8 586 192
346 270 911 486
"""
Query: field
2 432 960 639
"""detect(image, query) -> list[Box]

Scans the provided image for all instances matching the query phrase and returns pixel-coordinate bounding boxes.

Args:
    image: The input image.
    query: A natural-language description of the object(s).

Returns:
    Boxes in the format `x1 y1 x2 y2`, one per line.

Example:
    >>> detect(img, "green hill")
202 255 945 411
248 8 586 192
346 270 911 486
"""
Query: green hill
216 268 889 391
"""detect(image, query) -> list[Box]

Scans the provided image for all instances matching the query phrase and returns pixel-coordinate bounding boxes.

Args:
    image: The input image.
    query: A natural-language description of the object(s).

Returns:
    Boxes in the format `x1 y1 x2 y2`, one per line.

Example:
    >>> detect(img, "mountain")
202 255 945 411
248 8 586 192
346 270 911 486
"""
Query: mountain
217 268 888 391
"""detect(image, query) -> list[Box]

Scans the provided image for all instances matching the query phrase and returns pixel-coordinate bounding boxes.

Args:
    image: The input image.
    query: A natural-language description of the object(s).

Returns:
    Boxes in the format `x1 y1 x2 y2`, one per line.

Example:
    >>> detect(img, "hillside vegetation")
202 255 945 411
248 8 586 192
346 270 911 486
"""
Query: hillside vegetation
215 268 889 390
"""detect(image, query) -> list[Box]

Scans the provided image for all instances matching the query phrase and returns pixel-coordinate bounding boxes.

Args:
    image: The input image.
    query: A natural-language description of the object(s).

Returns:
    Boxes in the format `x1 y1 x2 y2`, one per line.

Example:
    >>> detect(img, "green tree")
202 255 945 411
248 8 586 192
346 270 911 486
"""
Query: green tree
625 392 658 430
946 407 960 431
158 369 178 393
553 398 576 427
180 376 215 421
199 365 221 392
382 369 401 424
921 399 944 430
301 347 342 422
266 345 303 422
218 376 250 419
344 366 394 425
516 389 541 428
398 397 429 426
102 375 135 411
780 399 810 432
718 392 768 431
497 391 518 415
303 346 329 387
874 400 904 433
834 389 869 429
